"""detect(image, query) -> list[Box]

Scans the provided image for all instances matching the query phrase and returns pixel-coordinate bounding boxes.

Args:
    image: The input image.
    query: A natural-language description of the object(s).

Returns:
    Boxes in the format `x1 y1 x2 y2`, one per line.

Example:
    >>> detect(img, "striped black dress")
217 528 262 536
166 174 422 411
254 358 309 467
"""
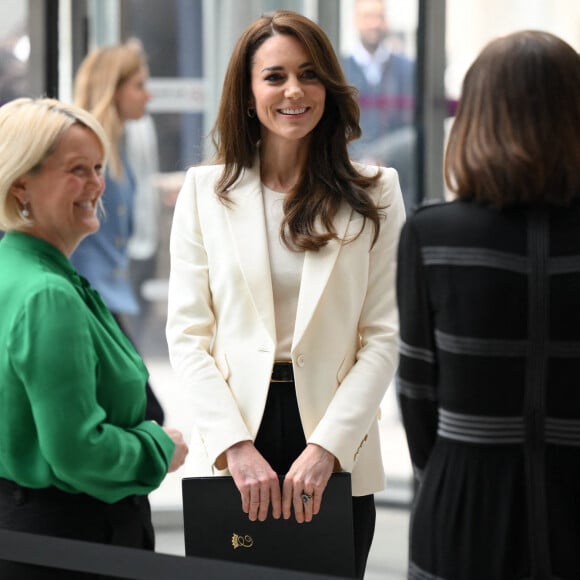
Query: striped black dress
396 199 580 580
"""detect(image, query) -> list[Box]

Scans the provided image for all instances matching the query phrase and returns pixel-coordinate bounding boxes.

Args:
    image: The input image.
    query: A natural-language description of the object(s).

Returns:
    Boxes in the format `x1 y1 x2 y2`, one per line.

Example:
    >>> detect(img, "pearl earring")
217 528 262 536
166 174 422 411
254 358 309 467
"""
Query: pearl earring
21 205 30 218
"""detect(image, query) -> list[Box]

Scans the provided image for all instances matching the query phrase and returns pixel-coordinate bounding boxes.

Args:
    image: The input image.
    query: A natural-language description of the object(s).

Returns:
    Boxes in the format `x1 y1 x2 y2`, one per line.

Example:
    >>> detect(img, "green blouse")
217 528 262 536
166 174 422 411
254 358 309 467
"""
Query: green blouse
0 232 174 503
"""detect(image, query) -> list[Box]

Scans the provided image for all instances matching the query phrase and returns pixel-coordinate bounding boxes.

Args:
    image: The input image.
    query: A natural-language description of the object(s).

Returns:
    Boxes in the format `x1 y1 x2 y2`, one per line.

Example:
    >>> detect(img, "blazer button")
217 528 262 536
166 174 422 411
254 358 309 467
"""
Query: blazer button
296 355 305 367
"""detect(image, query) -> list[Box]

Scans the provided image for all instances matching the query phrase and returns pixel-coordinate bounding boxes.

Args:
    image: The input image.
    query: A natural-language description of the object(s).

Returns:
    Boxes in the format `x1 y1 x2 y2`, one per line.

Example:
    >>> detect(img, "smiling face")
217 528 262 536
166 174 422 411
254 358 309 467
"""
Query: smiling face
10 124 105 256
250 33 326 151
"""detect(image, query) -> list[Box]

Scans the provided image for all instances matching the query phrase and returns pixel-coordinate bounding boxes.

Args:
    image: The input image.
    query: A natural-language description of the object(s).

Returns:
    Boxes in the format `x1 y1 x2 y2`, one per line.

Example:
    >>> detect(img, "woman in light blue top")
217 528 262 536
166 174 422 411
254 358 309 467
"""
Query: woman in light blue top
71 41 164 423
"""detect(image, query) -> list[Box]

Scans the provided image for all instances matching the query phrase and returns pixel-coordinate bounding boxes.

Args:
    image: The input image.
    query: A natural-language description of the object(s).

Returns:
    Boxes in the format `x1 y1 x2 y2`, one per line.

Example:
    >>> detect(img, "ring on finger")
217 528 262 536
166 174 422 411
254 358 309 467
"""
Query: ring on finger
301 493 313 504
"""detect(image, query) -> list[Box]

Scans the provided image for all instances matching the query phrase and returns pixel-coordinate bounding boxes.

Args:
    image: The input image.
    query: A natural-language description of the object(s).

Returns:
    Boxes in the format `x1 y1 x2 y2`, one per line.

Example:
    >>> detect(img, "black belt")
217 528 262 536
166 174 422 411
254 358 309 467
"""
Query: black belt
271 361 294 383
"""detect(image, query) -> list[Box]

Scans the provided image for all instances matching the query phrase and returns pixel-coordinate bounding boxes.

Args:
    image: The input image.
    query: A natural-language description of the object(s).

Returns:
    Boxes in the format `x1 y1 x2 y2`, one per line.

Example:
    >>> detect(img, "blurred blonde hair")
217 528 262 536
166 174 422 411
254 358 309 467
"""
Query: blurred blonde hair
73 42 146 179
0 97 108 231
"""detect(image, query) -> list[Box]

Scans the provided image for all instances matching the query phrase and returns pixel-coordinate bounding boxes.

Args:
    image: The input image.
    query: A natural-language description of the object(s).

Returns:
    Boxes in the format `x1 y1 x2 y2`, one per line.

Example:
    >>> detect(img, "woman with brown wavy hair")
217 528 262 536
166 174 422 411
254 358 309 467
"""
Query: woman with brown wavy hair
166 10 405 577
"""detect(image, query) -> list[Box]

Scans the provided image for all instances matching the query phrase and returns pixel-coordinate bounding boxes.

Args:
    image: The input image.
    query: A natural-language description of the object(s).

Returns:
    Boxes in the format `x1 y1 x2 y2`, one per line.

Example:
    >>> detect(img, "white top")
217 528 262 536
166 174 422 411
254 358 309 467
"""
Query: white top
262 185 304 360
125 114 160 260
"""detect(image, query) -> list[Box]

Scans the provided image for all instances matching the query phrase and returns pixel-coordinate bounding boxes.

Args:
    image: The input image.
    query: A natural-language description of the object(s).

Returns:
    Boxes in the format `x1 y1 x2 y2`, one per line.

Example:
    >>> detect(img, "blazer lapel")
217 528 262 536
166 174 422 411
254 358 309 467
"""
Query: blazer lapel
225 167 277 345
292 202 353 348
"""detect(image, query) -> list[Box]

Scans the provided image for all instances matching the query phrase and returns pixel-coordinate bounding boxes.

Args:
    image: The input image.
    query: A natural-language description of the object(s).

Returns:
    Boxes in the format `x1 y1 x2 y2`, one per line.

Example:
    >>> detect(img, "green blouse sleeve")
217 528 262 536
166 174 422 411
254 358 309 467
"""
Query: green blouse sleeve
8 280 174 503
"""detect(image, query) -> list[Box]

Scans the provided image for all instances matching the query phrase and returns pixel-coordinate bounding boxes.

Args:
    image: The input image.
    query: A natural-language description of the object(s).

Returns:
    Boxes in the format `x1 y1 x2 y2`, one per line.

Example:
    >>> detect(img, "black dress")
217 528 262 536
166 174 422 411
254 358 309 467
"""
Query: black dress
396 198 580 580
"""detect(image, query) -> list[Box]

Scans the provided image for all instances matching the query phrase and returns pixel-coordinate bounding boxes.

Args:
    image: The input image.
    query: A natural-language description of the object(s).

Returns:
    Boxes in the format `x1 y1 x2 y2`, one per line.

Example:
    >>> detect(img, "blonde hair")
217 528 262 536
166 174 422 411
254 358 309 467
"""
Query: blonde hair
0 97 109 231
73 42 146 179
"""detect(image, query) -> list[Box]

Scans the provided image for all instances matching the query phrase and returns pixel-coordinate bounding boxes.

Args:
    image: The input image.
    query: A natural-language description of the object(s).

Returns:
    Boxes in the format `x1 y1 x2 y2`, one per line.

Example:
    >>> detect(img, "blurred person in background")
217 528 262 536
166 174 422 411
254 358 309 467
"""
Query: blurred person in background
124 37 163 352
71 41 165 424
397 30 580 580
0 97 187 580
342 0 416 212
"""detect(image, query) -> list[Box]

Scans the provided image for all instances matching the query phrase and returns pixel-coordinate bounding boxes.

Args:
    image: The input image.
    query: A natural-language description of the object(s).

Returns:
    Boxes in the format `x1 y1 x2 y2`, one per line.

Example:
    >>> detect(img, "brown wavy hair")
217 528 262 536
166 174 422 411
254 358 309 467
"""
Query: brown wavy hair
211 10 383 251
445 30 580 207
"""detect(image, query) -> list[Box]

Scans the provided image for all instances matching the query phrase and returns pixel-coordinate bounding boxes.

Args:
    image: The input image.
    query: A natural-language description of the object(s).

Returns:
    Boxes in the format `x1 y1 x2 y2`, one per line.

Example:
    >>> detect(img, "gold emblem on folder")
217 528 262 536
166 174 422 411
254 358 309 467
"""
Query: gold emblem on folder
232 533 254 549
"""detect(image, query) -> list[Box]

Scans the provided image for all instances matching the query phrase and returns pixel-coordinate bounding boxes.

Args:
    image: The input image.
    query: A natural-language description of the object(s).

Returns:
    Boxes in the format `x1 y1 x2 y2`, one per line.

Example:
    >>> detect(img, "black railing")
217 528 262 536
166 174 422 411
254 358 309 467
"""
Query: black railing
0 529 343 580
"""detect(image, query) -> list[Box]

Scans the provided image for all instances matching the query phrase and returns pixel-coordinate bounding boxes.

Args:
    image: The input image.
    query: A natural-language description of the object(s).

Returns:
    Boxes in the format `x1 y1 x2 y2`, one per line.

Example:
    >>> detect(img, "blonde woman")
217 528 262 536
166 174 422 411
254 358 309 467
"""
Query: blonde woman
0 97 187 580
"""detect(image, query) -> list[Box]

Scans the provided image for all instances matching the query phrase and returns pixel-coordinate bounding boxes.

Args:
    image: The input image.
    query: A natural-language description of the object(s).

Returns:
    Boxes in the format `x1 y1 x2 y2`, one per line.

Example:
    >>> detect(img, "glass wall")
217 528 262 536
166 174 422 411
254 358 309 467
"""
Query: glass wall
124 0 204 172
446 0 579 103
0 2 29 105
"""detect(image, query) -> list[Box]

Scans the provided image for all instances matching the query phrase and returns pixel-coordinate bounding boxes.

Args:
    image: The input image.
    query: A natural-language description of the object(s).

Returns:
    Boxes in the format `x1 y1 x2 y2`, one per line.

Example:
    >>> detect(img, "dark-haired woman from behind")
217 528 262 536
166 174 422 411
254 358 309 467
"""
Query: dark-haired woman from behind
397 30 580 580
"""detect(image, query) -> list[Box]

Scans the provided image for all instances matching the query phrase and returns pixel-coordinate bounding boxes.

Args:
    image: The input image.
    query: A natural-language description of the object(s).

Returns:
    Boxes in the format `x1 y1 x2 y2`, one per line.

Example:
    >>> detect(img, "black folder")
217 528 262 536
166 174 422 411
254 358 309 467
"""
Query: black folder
182 472 356 578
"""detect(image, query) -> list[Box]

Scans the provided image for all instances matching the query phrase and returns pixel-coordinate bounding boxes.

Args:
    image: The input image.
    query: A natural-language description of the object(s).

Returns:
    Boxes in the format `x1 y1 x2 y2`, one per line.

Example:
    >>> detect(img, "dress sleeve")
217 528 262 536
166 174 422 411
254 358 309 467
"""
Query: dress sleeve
396 218 438 481
9 283 174 502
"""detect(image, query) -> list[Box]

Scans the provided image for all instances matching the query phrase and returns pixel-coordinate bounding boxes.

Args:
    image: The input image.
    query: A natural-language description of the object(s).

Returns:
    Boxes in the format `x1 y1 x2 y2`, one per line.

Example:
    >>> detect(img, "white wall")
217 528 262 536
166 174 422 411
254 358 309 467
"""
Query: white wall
446 0 580 98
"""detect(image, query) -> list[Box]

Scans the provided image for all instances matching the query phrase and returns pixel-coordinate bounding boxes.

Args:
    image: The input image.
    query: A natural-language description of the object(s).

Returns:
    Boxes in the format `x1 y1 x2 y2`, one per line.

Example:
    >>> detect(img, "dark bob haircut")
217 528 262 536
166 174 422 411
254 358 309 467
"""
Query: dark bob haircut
445 30 580 207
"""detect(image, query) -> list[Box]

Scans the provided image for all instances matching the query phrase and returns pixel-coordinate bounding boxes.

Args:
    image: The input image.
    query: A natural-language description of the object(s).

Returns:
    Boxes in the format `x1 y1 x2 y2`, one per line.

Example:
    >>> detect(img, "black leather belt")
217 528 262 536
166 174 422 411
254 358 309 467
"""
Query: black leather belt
271 361 294 383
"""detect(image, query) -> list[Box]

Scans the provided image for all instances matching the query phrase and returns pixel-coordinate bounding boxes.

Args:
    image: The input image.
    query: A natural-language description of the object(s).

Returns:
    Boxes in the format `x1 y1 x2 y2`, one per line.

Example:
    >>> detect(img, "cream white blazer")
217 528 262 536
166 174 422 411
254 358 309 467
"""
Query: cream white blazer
166 161 405 495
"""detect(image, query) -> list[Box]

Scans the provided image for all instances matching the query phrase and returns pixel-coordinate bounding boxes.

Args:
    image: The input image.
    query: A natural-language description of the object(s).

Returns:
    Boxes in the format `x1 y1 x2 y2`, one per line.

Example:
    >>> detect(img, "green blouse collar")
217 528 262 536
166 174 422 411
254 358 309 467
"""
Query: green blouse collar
1 231 80 282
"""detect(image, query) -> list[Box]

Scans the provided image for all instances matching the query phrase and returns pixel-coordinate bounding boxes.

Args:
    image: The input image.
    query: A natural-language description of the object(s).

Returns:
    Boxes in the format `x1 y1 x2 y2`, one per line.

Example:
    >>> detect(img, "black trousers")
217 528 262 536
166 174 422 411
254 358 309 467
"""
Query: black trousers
254 375 376 579
0 478 154 580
